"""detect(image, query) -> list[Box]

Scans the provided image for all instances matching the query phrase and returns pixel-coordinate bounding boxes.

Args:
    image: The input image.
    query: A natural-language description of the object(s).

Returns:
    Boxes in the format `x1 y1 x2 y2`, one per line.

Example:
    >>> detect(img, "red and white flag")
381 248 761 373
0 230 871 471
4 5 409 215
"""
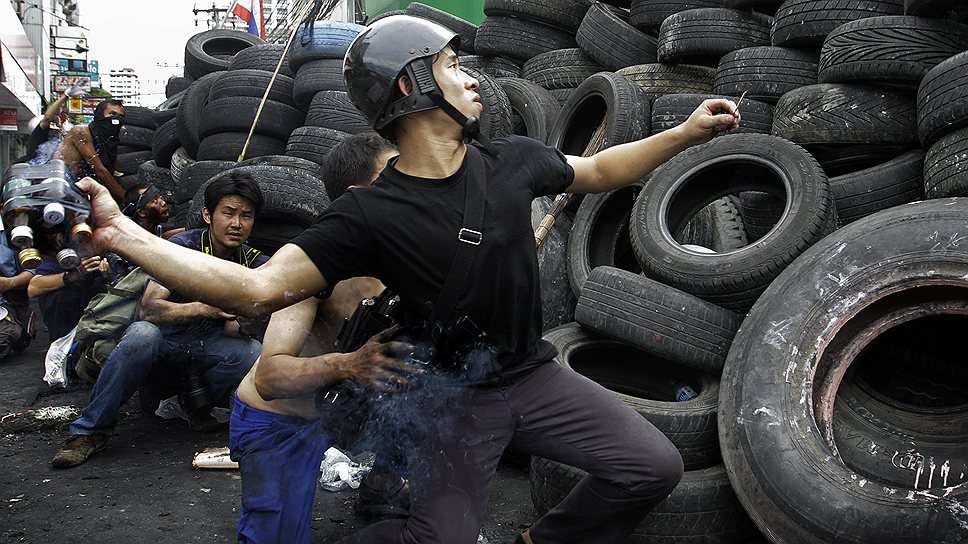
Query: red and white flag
231 0 265 40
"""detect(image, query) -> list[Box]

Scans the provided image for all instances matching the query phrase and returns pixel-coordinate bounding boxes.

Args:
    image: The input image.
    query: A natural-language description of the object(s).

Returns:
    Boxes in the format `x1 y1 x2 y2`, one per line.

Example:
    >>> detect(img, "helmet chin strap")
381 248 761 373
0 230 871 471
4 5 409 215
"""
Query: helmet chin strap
407 58 501 157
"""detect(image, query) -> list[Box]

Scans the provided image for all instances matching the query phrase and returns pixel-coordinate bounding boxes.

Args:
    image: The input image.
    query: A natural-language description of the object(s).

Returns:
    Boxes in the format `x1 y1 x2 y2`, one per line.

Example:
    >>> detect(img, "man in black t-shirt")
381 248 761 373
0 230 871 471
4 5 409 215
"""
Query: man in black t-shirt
76 15 740 543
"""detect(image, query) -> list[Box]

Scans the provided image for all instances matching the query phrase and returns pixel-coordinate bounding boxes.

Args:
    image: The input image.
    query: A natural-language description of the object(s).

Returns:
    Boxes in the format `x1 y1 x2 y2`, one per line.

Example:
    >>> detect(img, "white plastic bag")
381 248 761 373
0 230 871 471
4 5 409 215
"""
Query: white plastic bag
43 326 76 387
319 447 370 492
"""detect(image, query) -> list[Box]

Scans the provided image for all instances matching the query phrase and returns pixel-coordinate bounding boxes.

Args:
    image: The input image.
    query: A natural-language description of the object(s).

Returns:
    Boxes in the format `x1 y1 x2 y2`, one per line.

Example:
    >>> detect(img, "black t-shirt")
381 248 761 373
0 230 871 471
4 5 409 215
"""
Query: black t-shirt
291 135 574 382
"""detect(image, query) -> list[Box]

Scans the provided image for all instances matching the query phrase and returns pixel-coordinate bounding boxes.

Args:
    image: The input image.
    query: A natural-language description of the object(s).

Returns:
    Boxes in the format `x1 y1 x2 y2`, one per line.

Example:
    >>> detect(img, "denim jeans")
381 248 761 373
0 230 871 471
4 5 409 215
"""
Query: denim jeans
70 320 261 436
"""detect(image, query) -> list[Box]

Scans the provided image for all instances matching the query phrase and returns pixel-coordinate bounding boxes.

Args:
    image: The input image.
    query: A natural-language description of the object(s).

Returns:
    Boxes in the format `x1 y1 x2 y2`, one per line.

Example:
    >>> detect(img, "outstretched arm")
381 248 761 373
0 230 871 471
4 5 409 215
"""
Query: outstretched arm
566 98 740 194
78 177 328 318
255 298 418 400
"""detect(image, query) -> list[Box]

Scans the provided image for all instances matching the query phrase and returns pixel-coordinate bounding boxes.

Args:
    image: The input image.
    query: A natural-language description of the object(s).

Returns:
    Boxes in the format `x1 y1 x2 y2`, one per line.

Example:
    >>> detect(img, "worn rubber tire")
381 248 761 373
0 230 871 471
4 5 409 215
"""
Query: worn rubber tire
522 48 604 90
657 8 773 67
830 149 924 224
209 69 297 109
719 198 968 544
293 59 346 110
770 0 904 48
151 119 180 168
166 76 192 98
122 106 157 130
531 198 577 331
227 43 293 77
652 93 773 134
549 71 650 156
483 0 592 32
169 146 194 185
544 323 724 470
475 15 578 64
238 155 325 184
819 16 968 86
136 160 176 200
115 150 154 176
462 66 514 140
176 72 220 158
735 192 784 242
176 160 236 204
496 77 560 143
285 126 348 165
616 64 717 103
576 3 658 71
629 0 729 33
195 132 286 162
833 377 968 491
304 90 371 134
681 196 750 252
287 21 365 73
772 83 918 147
186 164 330 229
531 458 756 542
917 51 968 149
576 266 742 375
631 134 836 311
567 182 644 296
184 29 263 80
198 96 306 141
408 2 478 53
925 127 968 199
714 46 818 105
151 107 177 127
119 125 154 151
904 0 968 18
458 55 521 79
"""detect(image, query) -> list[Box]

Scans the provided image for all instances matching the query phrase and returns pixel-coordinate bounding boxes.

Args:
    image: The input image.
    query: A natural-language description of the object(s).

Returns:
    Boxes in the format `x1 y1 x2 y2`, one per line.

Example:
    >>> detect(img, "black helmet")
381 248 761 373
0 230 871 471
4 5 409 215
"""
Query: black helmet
344 15 458 136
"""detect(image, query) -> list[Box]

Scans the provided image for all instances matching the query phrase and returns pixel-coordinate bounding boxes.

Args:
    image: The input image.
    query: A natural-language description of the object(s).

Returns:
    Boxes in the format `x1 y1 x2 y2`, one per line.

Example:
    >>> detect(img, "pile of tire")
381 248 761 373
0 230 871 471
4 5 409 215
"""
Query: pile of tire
396 1 968 542
137 26 371 253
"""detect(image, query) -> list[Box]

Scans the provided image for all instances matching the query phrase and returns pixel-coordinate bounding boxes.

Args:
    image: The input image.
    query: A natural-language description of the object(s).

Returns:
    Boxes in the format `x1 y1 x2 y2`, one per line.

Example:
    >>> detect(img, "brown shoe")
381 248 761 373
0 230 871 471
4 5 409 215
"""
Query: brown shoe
51 434 108 469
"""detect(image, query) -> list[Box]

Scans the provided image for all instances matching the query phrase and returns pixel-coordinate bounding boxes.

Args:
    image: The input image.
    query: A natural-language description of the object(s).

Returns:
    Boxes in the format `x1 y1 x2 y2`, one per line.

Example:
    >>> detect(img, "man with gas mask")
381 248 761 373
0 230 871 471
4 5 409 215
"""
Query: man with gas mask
57 99 125 201
73 14 740 544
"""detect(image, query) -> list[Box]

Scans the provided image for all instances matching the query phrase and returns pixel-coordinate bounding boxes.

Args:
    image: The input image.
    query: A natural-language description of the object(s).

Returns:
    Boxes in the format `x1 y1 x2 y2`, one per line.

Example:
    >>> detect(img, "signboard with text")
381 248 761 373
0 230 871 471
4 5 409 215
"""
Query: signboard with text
67 96 106 124
0 108 18 131
55 59 99 83
53 75 92 92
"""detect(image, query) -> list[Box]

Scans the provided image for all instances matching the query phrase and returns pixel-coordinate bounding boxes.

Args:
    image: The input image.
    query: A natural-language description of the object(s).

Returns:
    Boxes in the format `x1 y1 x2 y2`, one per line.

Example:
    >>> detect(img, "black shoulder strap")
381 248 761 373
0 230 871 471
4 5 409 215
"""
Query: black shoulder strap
429 145 487 328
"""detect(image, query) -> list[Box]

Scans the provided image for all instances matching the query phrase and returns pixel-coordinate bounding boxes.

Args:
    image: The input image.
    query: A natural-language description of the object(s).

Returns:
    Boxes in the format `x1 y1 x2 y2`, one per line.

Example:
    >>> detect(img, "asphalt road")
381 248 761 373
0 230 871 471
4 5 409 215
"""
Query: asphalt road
0 330 536 544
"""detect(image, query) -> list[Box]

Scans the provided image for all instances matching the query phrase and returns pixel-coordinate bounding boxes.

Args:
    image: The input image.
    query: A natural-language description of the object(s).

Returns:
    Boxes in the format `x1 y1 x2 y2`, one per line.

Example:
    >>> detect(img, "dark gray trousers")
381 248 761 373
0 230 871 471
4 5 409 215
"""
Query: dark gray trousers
337 361 684 544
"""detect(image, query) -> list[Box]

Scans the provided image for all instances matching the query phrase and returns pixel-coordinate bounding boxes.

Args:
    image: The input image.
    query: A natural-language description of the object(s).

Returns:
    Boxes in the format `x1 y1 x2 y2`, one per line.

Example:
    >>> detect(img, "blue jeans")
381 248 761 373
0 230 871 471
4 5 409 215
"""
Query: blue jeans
70 320 261 436
229 395 332 544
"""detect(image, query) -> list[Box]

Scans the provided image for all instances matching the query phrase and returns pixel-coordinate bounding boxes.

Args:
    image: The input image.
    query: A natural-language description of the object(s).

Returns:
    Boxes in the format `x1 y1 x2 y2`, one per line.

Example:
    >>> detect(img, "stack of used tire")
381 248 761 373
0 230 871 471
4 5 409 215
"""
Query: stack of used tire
138 26 365 253
116 106 158 186
392 1 968 543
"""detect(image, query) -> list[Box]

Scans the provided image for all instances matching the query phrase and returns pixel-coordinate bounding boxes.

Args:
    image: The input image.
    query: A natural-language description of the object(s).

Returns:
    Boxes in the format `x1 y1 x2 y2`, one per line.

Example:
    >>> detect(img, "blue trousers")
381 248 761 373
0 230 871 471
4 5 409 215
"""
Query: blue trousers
229 395 333 544
70 320 260 436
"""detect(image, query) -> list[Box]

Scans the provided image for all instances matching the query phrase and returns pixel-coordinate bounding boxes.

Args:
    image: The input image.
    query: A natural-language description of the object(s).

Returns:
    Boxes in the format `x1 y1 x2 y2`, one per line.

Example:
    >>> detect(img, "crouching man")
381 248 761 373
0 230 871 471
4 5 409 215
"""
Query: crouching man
52 172 267 468
229 132 407 543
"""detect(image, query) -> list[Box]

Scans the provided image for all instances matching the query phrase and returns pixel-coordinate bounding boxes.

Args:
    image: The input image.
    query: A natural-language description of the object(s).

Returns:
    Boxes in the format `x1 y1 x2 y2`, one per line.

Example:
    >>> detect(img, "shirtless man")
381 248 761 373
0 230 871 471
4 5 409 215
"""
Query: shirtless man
57 99 125 201
229 134 401 544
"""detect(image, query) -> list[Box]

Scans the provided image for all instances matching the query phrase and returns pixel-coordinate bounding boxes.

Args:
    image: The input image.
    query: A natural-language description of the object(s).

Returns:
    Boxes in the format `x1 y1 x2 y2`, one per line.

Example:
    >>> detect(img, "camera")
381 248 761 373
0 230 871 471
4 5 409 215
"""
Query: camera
103 252 128 278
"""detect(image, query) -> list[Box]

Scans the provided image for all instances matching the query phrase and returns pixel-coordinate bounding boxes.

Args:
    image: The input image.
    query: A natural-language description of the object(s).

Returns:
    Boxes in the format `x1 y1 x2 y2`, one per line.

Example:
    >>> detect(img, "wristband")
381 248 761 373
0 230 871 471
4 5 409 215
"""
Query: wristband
62 272 71 286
